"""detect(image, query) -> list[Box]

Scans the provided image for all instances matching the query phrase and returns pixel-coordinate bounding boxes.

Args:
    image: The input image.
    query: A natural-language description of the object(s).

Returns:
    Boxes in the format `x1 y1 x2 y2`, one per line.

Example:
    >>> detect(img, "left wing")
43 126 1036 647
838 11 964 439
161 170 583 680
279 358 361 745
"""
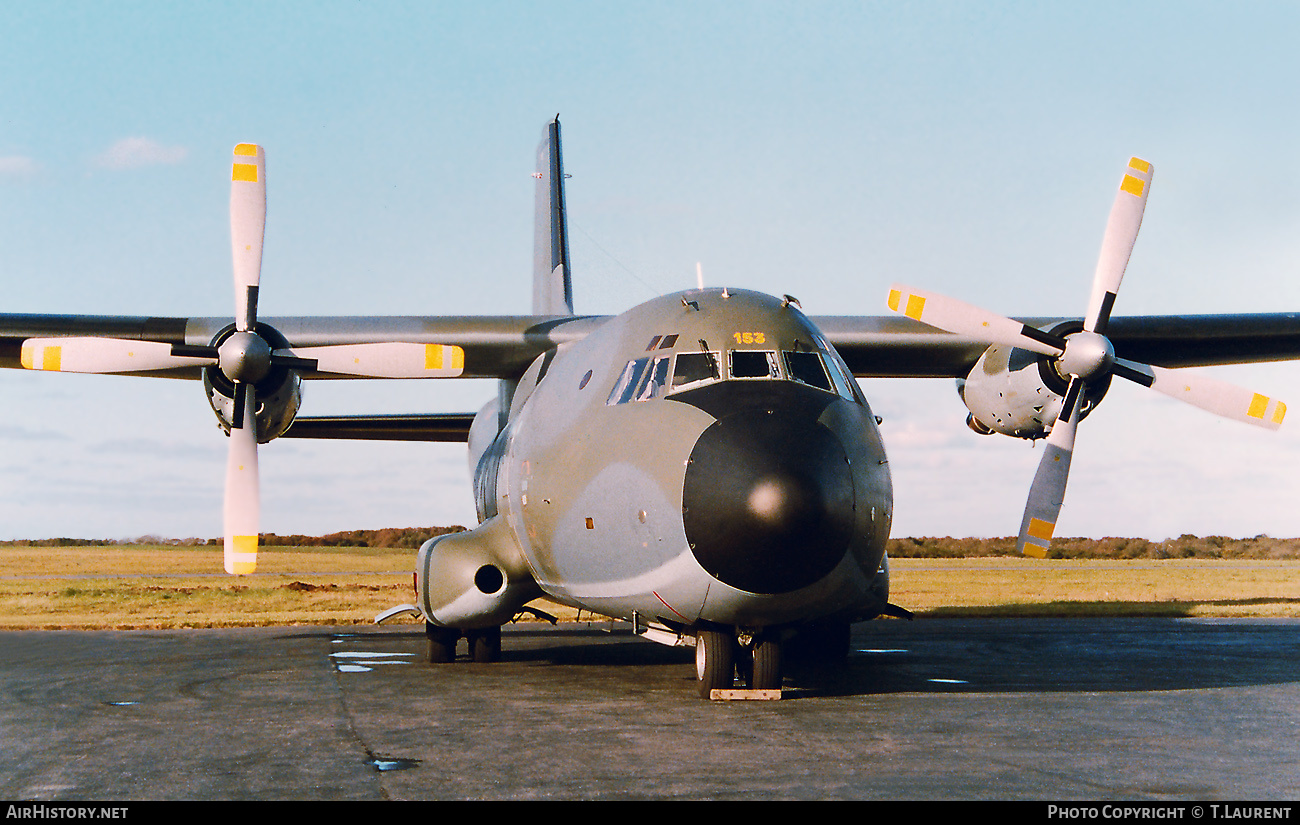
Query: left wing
816 312 1300 378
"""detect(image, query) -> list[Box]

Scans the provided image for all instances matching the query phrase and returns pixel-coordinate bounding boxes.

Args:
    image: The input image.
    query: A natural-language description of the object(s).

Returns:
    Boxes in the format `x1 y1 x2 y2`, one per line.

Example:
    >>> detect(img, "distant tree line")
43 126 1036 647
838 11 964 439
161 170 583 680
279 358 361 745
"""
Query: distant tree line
887 535 1300 559
5 530 1299 558
255 526 466 548
0 526 466 549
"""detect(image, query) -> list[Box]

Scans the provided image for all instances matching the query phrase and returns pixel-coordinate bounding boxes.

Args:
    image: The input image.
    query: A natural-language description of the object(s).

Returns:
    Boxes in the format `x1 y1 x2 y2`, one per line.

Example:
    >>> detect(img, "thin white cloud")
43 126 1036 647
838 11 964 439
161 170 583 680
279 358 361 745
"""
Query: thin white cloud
93 137 188 170
0 155 40 178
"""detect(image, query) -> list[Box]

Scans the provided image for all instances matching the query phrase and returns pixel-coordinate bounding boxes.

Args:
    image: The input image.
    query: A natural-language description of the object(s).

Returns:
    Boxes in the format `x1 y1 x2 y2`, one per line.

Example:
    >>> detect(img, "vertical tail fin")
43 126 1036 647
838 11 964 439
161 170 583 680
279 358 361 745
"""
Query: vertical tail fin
532 115 573 316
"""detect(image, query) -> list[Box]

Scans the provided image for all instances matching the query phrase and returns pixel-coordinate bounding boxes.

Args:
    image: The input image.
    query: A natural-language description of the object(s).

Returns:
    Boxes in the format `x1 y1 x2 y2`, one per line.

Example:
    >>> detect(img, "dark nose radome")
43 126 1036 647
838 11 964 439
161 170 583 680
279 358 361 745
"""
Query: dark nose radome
682 406 855 595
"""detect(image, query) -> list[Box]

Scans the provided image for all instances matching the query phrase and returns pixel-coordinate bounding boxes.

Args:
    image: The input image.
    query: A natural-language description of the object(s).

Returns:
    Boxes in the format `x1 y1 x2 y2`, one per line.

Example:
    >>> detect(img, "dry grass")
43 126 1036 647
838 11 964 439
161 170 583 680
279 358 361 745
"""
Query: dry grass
4 545 1300 629
0 544 579 629
889 557 1300 618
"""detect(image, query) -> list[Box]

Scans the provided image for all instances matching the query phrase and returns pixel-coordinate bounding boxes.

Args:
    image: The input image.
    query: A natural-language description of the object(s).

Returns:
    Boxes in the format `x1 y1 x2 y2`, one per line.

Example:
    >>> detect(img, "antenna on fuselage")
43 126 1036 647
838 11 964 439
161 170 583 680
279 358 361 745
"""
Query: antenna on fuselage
696 262 704 291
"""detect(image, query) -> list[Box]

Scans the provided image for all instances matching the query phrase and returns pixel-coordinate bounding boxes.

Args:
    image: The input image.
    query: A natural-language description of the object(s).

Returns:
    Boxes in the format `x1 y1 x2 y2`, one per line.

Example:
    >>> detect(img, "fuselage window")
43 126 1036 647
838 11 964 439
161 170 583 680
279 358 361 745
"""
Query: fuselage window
671 351 720 391
783 351 833 392
729 350 779 379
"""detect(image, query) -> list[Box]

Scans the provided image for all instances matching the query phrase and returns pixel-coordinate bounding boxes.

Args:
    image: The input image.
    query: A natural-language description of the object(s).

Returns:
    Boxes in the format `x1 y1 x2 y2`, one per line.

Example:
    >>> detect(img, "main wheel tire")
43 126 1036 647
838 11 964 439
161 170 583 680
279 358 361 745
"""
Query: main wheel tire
468 626 502 663
751 634 783 691
695 628 735 699
426 623 459 663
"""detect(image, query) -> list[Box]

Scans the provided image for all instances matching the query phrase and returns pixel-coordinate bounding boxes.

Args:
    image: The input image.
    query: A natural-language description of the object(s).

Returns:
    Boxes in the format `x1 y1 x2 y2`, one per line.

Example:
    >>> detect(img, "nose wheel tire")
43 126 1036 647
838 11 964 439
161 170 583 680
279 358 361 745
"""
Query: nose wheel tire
750 634 783 691
695 629 735 698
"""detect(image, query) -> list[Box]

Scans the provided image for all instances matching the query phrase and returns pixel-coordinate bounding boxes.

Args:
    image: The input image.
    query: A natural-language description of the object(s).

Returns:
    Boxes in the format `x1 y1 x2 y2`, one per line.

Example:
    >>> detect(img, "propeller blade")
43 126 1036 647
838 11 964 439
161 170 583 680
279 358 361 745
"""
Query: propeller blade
1084 157 1152 334
886 284 1065 357
1114 358 1286 429
223 385 260 575
1017 377 1084 557
231 143 266 332
20 338 215 373
274 343 466 378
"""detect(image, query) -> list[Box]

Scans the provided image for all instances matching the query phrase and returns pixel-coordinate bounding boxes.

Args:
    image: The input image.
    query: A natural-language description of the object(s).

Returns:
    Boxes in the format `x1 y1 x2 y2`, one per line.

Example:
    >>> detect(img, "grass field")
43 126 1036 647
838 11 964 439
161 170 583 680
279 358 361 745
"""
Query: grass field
3 545 1300 629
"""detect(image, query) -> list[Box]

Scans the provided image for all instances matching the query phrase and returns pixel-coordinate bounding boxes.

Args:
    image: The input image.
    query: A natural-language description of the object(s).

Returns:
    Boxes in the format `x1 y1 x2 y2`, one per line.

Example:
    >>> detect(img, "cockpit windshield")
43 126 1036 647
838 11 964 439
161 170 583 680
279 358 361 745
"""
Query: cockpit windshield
783 351 832 391
671 351 720 391
607 338 861 405
729 350 778 379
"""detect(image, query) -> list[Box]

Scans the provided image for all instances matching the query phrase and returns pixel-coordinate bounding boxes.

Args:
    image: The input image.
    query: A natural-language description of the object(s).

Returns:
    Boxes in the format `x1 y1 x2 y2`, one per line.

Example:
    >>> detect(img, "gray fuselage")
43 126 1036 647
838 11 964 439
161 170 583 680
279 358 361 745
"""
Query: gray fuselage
489 288 893 631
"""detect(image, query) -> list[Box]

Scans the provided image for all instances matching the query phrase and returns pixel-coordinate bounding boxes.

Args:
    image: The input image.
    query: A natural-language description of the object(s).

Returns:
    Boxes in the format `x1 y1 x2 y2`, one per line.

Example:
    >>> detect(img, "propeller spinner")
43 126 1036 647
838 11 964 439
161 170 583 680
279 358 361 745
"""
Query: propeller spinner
887 157 1286 557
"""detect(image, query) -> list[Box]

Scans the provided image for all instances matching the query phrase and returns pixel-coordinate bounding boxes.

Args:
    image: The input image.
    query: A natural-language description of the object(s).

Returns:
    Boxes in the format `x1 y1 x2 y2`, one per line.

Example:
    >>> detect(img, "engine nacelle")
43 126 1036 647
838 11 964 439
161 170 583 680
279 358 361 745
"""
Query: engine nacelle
957 345 1063 439
202 324 302 442
416 515 541 629
958 323 1111 440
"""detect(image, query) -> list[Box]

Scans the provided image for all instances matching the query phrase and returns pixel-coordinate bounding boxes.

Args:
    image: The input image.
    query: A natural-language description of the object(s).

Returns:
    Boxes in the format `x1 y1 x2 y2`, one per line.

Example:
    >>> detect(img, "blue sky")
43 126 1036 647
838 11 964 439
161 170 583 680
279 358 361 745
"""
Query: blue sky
2 1 1299 541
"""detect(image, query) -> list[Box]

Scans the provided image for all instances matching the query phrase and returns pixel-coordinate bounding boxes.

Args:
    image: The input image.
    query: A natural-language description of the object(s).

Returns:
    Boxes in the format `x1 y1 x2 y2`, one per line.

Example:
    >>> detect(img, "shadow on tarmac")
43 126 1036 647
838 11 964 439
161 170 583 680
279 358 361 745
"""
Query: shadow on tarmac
309 617 1300 700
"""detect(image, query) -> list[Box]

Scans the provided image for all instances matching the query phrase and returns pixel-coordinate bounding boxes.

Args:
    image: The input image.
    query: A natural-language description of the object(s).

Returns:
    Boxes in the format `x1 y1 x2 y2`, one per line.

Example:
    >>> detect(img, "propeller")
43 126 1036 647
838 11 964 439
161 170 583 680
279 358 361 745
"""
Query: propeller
887 157 1286 557
221 144 267 574
19 337 463 378
18 143 468 575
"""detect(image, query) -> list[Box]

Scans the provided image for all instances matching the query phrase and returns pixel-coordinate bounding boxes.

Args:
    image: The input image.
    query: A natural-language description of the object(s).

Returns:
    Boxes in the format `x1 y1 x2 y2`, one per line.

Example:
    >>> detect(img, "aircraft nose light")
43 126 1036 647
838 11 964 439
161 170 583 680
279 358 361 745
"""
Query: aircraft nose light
746 474 809 525
683 407 855 595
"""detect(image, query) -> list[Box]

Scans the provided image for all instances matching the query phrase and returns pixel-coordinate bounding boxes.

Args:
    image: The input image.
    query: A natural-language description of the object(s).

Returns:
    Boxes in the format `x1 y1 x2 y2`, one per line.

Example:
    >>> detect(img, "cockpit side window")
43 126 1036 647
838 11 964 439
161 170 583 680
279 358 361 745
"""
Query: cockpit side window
608 355 673 405
729 350 778 379
607 357 649 406
783 351 833 392
823 349 865 404
635 355 672 401
671 351 720 392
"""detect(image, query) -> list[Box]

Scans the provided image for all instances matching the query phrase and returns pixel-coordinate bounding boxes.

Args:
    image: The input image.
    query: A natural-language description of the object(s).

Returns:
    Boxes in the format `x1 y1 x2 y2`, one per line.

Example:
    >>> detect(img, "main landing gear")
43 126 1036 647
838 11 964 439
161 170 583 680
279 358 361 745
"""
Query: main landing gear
694 627 784 698
425 621 501 663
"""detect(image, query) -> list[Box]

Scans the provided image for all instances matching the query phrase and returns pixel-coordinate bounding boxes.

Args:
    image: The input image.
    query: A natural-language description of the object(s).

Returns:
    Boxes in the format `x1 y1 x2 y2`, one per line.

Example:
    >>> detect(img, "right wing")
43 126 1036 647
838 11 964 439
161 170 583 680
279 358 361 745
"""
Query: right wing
0 313 605 380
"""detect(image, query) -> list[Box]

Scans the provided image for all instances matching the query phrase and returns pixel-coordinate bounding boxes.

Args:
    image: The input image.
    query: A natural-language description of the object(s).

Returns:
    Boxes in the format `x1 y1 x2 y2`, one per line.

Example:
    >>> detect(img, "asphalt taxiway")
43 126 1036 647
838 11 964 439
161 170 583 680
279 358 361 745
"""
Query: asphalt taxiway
3 618 1299 800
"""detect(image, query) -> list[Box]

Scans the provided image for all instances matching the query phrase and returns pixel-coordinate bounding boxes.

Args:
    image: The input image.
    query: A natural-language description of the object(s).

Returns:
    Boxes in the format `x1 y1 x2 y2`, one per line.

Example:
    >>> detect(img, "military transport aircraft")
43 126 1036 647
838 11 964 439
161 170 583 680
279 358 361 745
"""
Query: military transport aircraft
3 119 1298 698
